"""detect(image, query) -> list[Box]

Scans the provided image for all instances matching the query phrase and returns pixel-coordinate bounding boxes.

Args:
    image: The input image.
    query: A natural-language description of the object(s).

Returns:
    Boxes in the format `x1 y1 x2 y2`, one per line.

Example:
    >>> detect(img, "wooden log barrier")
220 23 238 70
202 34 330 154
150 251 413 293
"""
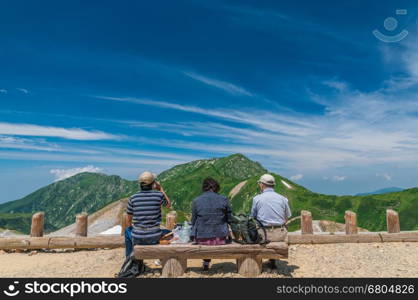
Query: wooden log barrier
301 210 313 234
345 210 358 234
120 212 130 236
287 233 382 244
0 235 124 250
379 231 418 242
30 212 44 237
287 231 418 244
386 209 400 233
165 211 177 230
75 213 88 237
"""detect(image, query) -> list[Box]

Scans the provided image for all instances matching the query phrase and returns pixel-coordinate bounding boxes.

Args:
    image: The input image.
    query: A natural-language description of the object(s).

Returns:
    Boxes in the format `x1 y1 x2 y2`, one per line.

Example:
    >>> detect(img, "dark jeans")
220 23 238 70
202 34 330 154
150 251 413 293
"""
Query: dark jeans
124 226 171 258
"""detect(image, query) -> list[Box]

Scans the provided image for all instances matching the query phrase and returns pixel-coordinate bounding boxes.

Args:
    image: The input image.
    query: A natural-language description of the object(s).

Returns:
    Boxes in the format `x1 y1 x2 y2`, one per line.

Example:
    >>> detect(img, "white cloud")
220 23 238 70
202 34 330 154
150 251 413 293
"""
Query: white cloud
0 150 192 167
333 176 346 182
0 122 120 140
50 165 103 182
323 176 347 182
16 88 29 94
290 174 303 181
0 89 7 94
376 173 392 181
323 79 348 92
98 91 418 170
92 38 418 172
183 71 253 96
0 135 59 152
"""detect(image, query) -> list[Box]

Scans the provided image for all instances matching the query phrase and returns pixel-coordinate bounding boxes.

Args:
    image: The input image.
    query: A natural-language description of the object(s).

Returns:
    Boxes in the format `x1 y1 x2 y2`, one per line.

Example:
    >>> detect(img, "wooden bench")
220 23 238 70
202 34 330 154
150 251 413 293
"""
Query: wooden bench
134 242 288 277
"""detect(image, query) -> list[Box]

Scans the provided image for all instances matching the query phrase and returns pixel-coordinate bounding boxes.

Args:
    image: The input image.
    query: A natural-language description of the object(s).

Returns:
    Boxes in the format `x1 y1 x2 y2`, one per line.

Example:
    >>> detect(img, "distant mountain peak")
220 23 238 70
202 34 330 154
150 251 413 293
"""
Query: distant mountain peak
158 153 267 182
355 187 404 196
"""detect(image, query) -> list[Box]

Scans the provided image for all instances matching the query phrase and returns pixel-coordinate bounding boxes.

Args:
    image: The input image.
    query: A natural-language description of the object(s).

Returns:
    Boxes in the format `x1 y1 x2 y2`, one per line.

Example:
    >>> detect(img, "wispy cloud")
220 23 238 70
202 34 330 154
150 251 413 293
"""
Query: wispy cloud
376 173 392 181
16 88 29 94
0 89 7 94
0 150 190 168
50 165 103 182
0 122 120 141
96 60 418 172
0 135 59 152
322 79 348 92
290 174 303 181
324 175 347 182
183 71 253 96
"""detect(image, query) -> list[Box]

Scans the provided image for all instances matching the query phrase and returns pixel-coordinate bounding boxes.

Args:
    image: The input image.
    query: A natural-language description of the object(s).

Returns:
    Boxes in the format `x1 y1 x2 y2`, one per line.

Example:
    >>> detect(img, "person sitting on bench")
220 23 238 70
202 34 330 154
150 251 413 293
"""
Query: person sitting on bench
124 171 171 259
191 177 232 271
251 174 291 269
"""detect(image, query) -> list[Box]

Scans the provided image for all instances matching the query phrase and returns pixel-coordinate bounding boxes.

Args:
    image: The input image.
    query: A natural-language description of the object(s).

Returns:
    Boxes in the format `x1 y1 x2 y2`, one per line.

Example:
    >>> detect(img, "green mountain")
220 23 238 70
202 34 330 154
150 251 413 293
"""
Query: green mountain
230 176 417 231
0 213 34 234
0 173 138 233
0 153 417 233
355 187 404 196
158 153 267 212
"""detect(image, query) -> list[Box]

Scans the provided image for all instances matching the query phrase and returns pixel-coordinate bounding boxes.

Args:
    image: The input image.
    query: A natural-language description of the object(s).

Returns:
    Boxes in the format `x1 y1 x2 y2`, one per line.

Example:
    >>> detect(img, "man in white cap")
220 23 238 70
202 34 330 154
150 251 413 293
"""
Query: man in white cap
124 171 171 261
251 174 291 269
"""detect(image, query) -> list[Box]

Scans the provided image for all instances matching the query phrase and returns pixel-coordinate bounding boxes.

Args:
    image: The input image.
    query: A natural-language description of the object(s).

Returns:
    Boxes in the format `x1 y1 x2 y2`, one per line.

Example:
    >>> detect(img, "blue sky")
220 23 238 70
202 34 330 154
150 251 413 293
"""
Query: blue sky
1 0 418 203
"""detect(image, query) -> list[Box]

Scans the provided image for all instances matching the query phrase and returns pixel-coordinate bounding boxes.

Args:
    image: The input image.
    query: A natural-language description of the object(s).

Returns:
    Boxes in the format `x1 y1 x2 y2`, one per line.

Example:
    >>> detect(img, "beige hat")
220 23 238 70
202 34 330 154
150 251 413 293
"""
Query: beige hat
258 174 275 186
138 171 156 184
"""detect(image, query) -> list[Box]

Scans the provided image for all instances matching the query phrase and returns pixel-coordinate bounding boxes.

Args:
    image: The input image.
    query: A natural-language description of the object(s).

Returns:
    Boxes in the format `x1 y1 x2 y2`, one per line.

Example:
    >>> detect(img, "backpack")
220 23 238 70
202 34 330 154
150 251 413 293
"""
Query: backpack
229 214 268 245
116 255 144 278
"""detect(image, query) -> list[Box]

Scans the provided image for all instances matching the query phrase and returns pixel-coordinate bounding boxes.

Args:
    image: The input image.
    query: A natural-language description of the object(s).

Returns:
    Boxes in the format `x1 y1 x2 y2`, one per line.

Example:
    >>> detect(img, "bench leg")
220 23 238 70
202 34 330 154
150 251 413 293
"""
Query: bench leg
161 257 187 278
237 256 262 277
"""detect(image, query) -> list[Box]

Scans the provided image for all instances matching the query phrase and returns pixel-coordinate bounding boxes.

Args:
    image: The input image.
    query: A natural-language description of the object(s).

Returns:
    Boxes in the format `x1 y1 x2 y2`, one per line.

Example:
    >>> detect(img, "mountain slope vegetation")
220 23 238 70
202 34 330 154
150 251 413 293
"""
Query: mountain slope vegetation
0 173 137 232
0 153 417 233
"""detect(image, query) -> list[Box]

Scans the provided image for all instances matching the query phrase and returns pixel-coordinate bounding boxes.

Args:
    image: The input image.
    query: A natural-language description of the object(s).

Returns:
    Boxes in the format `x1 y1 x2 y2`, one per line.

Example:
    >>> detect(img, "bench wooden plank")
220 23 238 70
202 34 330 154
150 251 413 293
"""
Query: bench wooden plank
134 242 288 260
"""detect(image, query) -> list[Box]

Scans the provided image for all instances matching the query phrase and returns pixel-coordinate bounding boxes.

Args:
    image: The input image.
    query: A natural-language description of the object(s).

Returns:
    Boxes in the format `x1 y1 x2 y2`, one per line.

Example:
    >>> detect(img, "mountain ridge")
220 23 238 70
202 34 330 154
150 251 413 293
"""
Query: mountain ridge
0 153 417 233
355 187 404 196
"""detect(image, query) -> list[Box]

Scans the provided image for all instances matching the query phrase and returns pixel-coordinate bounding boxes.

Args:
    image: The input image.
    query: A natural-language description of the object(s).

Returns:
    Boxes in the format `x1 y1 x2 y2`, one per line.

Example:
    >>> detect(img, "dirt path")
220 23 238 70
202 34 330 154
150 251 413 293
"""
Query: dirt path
1 242 417 278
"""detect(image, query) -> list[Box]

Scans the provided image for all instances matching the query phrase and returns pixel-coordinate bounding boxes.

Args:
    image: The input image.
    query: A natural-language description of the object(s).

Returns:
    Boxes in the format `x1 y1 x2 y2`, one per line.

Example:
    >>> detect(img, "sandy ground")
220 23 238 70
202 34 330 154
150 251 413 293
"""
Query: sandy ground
1 242 417 278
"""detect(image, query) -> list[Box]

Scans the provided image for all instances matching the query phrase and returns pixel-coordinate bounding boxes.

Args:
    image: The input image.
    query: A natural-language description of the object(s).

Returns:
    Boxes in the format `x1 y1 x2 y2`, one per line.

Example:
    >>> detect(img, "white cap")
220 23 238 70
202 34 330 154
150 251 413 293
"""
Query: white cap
258 174 275 186
138 171 156 184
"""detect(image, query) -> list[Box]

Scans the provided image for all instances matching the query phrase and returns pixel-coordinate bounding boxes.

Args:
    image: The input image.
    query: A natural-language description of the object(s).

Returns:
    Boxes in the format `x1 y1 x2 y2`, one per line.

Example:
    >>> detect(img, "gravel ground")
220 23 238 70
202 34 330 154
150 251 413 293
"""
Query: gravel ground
0 242 417 278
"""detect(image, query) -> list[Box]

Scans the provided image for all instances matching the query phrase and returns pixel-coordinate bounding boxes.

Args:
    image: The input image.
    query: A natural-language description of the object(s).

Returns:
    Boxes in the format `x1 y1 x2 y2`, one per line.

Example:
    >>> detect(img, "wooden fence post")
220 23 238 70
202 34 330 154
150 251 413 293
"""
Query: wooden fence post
120 213 130 236
166 211 177 230
345 211 357 234
386 209 400 233
30 212 44 237
301 210 313 234
75 212 88 237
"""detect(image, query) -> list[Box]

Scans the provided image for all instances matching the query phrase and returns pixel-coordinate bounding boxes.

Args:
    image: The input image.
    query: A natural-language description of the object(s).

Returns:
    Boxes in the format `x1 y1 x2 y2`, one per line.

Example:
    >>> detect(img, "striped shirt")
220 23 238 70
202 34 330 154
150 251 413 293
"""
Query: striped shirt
127 190 168 239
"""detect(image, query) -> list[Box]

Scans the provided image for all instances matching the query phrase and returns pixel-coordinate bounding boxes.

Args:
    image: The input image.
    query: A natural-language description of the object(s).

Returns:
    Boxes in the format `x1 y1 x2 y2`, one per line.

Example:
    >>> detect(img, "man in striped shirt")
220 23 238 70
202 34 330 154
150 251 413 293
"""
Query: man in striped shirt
124 171 171 258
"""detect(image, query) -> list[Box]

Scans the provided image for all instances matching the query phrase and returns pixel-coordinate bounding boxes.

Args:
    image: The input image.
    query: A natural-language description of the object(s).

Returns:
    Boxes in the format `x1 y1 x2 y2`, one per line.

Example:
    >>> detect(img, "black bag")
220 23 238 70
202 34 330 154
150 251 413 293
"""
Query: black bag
229 214 268 245
116 255 144 278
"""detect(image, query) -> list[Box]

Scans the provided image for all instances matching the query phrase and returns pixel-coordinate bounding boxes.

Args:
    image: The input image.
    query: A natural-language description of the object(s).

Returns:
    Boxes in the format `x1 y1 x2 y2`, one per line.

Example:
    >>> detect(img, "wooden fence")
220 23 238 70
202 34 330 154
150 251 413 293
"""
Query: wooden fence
0 209 417 250
288 209 418 244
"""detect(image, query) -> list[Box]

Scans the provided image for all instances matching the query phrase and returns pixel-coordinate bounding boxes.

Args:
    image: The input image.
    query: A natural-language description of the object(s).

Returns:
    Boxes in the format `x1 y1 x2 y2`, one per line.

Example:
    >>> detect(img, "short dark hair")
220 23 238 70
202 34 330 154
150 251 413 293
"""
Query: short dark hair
140 182 153 191
202 177 220 193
